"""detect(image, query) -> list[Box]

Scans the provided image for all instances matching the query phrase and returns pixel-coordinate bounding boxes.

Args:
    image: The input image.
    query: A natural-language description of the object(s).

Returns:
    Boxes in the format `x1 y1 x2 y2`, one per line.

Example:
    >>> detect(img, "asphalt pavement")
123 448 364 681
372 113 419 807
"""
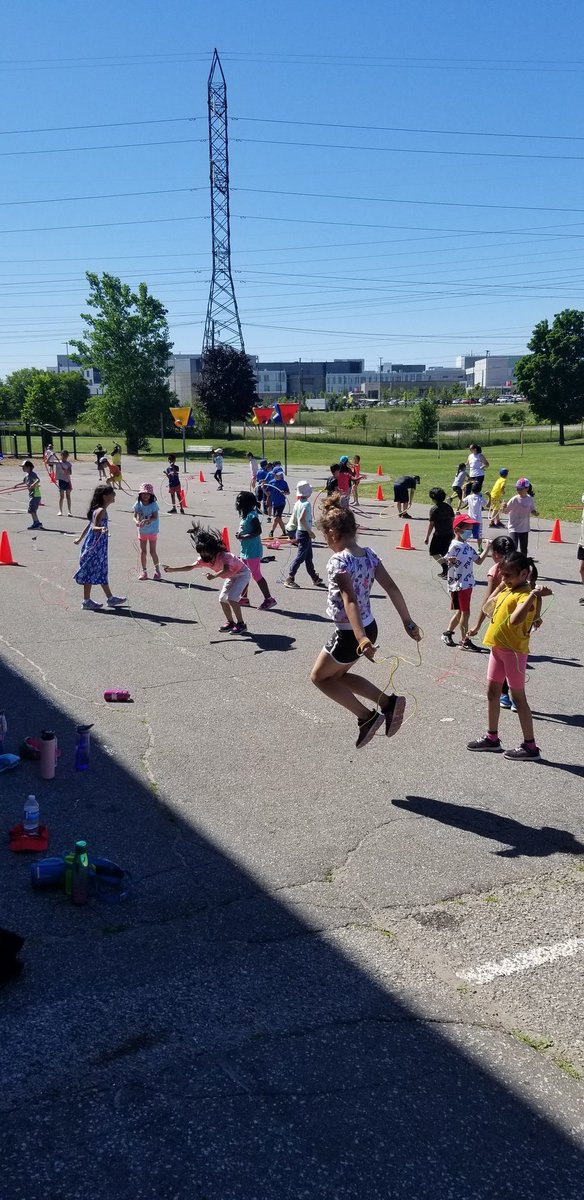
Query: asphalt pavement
0 452 583 1199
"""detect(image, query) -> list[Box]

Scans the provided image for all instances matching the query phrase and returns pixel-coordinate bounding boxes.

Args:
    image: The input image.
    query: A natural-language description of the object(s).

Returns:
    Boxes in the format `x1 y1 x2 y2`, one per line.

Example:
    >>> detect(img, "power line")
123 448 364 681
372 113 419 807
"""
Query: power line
0 187 200 208
0 117 200 137
232 115 584 145
235 134 584 164
0 215 207 235
234 186 584 216
0 137 203 158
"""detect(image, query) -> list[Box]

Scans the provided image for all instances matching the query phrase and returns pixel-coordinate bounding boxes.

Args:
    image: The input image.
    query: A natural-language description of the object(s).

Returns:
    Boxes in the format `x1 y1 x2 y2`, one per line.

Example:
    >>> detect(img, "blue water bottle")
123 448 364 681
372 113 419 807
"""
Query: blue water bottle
75 724 93 771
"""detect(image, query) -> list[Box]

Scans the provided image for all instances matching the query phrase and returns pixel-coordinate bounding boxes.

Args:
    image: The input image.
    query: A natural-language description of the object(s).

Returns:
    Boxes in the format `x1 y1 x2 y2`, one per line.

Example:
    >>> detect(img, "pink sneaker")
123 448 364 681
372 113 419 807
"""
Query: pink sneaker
138 570 148 581
259 597 277 610
153 570 161 581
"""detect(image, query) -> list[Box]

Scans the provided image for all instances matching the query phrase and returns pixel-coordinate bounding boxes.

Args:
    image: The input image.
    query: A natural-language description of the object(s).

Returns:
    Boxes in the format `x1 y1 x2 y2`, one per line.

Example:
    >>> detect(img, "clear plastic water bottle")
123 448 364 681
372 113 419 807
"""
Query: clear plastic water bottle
0 709 7 753
75 724 93 771
23 794 40 837
71 840 90 906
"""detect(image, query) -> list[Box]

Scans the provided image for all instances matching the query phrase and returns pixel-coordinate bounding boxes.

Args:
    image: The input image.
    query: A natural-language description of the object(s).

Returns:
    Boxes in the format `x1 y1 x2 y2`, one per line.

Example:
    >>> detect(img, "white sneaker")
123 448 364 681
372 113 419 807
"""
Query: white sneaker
106 595 127 607
82 598 103 610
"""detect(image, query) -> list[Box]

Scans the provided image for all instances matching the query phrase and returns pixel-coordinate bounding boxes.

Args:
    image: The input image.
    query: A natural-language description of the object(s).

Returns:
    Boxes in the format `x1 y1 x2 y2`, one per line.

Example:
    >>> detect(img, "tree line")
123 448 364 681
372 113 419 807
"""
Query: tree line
1 271 583 451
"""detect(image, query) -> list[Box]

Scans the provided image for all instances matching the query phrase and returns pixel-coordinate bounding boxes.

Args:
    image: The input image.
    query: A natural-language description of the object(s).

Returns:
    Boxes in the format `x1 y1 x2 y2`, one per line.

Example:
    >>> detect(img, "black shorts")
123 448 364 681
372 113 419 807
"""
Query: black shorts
578 545 584 561
429 532 452 558
325 619 378 665
394 485 409 503
58 479 71 491
451 485 463 500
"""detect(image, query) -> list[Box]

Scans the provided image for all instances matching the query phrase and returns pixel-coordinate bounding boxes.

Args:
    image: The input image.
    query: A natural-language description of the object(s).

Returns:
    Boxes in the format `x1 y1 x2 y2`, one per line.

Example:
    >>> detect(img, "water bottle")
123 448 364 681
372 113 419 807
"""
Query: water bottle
71 840 90 906
23 794 40 837
39 730 57 780
75 724 93 771
0 709 7 753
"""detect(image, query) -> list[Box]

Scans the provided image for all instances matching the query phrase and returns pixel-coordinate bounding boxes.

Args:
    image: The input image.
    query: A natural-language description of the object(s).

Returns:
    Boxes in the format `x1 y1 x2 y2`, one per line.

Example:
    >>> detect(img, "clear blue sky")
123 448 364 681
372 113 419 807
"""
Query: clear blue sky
1 0 584 374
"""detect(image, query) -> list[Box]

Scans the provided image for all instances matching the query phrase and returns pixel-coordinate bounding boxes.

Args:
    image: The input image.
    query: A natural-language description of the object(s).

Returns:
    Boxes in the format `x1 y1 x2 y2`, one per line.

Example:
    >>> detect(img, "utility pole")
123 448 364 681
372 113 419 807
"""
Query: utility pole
202 50 244 355
379 356 383 404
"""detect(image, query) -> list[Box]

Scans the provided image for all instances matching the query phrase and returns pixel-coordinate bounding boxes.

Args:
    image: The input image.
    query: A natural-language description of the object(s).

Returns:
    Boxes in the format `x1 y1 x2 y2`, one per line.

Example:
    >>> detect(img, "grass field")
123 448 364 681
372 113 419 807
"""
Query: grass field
3 431 582 522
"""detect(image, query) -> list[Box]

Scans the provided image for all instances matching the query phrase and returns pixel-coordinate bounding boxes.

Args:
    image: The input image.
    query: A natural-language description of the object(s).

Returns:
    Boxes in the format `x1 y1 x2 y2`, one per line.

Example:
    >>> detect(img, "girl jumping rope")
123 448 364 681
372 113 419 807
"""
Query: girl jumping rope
74 485 127 611
133 483 161 581
234 490 276 610
467 550 552 760
310 498 422 749
164 524 251 634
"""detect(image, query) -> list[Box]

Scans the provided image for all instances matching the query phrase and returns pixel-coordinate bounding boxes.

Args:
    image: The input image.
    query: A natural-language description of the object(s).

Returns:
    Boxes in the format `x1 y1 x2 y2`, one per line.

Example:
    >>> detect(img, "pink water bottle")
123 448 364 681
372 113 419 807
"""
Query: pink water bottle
39 730 57 780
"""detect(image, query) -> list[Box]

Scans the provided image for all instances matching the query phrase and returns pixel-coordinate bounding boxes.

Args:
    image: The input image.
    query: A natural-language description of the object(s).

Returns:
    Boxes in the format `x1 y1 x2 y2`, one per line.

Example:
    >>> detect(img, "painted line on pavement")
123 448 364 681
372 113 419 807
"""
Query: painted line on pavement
459 937 584 985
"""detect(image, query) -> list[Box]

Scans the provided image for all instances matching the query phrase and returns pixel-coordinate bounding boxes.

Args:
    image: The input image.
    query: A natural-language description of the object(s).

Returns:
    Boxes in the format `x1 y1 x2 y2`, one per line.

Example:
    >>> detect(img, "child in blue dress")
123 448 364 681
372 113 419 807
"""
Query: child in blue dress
74 485 126 611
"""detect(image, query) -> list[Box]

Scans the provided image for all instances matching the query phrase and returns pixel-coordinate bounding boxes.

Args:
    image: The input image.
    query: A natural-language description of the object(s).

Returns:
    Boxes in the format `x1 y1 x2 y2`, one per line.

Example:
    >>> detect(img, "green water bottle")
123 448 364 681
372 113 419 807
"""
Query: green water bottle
71 840 89 906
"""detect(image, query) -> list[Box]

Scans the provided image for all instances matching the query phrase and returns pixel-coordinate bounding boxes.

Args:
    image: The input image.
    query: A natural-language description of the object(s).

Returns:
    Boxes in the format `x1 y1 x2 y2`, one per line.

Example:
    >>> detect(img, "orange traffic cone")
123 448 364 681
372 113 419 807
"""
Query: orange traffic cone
0 530 16 565
199 470 205 483
179 488 186 508
377 464 383 476
396 522 414 550
221 526 231 552
549 519 563 544
376 484 384 501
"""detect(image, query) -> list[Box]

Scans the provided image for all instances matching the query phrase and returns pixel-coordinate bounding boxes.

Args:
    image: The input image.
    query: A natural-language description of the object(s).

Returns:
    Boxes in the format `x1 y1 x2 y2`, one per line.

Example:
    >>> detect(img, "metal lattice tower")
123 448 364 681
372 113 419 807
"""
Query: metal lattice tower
202 49 245 354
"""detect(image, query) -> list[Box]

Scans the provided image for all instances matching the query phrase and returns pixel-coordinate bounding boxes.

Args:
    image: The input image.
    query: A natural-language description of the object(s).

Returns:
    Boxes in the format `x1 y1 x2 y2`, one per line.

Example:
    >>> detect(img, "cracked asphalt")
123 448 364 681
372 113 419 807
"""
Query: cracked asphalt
0 452 583 1199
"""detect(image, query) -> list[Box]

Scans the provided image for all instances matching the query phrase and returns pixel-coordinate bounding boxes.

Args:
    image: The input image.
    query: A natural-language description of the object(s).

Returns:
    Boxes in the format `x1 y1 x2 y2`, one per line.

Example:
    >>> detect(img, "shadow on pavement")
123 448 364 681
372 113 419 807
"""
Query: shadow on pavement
393 795 584 860
0 661 583 1199
533 710 584 729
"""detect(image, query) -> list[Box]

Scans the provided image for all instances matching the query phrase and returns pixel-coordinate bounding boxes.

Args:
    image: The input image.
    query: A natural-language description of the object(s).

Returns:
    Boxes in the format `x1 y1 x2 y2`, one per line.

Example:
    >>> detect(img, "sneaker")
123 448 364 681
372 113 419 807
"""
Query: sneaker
82 598 103 611
219 620 235 631
510 700 518 713
467 735 503 752
153 571 162 581
284 578 300 589
259 596 277 610
382 694 406 739
438 565 448 578
355 709 386 749
138 570 148 581
441 631 456 647
229 622 247 634
28 523 41 530
168 507 177 514
312 576 326 588
461 638 482 653
57 510 63 516
504 742 540 760
106 595 127 607
67 512 74 518
239 596 251 607
499 694 512 710
579 596 584 605
180 508 185 515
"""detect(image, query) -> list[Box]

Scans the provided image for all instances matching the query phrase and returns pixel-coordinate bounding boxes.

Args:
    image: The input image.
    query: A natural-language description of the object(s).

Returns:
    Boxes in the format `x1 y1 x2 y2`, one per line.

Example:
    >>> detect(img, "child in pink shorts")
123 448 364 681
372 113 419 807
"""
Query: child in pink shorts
467 550 552 760
133 484 161 581
234 490 276 611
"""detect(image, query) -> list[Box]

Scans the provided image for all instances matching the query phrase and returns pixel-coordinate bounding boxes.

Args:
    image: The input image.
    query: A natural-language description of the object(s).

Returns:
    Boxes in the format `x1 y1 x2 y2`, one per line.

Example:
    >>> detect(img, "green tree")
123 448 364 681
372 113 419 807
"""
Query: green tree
71 272 173 453
1 367 45 419
514 309 584 445
21 372 66 427
58 371 90 424
198 345 258 434
409 395 438 447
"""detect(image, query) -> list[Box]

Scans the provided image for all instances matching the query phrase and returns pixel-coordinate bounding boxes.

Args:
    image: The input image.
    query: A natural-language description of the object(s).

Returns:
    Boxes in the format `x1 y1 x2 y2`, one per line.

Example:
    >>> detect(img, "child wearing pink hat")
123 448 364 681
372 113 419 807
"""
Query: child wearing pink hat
133 484 161 580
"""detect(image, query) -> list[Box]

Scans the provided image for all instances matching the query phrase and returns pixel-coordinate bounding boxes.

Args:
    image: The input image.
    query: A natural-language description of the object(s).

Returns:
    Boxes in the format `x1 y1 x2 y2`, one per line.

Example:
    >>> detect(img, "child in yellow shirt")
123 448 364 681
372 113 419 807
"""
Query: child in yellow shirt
467 550 551 760
488 469 508 528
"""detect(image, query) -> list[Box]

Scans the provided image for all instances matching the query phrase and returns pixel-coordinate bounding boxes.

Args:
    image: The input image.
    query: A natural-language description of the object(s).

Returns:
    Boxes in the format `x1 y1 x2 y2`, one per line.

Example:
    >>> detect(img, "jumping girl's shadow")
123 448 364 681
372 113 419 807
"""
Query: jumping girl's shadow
102 608 196 626
210 631 296 655
533 710 584 729
392 795 584 859
529 654 582 668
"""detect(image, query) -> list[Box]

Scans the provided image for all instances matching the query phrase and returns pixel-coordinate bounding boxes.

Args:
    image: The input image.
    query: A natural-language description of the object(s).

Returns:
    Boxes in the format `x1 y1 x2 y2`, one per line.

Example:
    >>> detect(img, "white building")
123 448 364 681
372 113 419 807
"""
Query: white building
56 355 104 395
469 356 522 391
256 368 287 398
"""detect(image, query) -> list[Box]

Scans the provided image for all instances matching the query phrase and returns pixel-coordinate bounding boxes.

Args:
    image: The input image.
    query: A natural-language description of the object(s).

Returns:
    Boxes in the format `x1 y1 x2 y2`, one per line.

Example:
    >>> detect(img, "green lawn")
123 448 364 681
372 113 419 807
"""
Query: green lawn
4 430 582 521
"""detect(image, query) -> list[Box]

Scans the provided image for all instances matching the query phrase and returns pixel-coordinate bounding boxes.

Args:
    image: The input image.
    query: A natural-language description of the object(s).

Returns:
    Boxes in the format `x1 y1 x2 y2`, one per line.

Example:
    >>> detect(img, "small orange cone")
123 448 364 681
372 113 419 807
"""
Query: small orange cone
179 488 186 508
549 519 563 544
199 470 205 483
377 464 383 476
0 530 16 565
396 522 414 550
376 484 384 501
221 526 231 552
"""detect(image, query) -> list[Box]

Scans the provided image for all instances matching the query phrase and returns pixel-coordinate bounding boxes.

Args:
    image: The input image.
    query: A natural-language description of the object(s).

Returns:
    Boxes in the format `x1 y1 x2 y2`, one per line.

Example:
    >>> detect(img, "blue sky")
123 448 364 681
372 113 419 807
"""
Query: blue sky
1 0 584 374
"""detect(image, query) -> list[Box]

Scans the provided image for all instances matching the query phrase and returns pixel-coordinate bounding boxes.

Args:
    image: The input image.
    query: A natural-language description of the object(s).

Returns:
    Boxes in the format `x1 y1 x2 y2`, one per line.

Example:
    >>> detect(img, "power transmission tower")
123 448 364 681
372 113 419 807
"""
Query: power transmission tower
202 49 245 354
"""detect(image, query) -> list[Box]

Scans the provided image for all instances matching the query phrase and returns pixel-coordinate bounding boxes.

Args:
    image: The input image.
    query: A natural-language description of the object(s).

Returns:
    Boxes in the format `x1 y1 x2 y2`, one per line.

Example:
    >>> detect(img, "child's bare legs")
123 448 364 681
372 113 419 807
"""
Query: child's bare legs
58 490 64 514
256 575 271 601
221 599 244 624
100 584 113 599
487 679 503 732
447 611 462 635
459 612 470 640
140 543 148 571
580 559 584 586
311 652 392 719
270 512 286 537
65 488 72 514
82 583 112 601
149 542 160 571
509 688 535 743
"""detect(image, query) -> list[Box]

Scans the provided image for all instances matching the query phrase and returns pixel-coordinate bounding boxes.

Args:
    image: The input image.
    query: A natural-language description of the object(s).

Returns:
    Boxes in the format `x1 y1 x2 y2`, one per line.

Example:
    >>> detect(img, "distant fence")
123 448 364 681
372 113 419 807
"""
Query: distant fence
0 422 79 459
239 421 583 450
